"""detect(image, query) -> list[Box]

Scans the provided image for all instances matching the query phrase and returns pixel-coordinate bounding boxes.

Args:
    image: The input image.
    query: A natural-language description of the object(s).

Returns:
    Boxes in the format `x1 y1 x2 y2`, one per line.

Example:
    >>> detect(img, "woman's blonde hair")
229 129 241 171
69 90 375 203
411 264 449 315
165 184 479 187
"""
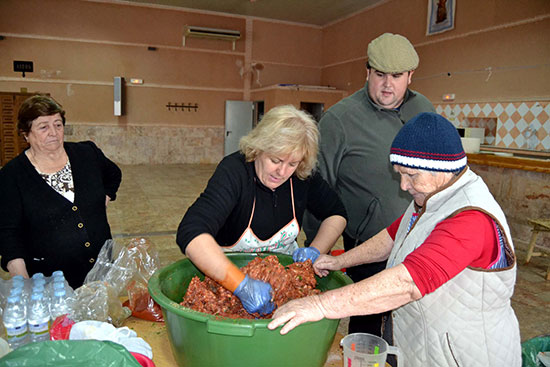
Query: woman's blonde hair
239 105 319 180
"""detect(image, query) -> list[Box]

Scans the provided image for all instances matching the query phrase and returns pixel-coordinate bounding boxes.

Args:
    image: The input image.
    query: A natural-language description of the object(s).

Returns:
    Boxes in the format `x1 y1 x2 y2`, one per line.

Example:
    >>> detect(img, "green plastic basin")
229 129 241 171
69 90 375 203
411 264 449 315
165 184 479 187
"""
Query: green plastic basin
148 252 353 367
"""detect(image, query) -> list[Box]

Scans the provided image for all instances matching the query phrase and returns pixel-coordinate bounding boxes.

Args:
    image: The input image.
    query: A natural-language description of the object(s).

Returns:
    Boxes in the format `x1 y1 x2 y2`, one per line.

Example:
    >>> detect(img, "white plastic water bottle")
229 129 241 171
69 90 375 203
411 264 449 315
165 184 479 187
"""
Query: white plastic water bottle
27 292 51 343
33 278 46 289
9 285 23 298
53 281 67 298
10 276 24 290
31 273 45 282
49 271 73 298
33 286 51 313
50 289 71 320
2 295 28 349
10 278 28 304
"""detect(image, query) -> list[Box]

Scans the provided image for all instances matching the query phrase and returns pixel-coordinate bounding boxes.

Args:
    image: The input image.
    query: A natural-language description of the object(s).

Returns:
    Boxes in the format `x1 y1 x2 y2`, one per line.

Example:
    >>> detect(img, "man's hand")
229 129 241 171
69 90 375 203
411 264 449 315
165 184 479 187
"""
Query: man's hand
292 247 321 263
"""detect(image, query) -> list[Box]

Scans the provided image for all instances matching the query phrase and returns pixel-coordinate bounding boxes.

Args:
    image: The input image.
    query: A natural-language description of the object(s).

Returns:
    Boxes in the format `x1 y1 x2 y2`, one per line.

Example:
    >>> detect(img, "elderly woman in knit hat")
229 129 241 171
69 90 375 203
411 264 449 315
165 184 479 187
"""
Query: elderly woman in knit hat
269 112 521 367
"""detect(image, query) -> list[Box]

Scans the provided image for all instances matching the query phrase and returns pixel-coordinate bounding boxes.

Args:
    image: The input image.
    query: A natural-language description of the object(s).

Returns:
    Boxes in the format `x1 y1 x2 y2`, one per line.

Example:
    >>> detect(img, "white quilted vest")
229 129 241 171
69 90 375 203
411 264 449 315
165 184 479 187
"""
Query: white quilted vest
387 168 521 367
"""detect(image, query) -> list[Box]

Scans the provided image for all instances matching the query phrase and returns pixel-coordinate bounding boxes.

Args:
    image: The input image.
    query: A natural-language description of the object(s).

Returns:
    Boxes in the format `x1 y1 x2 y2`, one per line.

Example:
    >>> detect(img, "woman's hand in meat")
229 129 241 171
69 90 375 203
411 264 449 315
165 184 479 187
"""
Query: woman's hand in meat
313 254 342 277
292 247 321 263
233 275 275 316
268 295 326 335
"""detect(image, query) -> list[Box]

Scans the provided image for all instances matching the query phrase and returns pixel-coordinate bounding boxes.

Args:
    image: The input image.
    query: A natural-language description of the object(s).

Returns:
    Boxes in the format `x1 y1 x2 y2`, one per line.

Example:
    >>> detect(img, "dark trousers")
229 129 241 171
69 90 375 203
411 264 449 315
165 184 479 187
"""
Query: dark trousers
343 232 389 337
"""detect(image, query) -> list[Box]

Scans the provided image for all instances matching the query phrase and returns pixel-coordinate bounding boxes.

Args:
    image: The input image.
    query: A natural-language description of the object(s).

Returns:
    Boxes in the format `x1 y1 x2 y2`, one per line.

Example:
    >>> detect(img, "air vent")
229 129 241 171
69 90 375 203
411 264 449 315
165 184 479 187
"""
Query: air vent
183 26 241 50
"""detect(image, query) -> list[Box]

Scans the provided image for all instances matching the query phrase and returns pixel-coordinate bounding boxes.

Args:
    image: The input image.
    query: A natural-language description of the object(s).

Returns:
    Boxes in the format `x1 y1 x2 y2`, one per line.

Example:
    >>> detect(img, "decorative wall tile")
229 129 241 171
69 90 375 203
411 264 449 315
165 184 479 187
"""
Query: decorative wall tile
435 101 550 151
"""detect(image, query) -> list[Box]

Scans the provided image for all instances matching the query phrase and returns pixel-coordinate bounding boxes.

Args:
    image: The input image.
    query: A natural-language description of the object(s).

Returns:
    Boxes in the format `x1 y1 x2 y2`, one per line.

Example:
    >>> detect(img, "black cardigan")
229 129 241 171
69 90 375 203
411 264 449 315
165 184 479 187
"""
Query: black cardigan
0 141 122 288
176 152 347 253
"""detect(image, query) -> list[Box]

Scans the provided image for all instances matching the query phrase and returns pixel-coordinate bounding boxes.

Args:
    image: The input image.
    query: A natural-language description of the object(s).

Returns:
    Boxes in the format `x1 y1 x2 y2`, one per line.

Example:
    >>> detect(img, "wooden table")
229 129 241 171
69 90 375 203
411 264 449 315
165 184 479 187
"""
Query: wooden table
124 317 347 367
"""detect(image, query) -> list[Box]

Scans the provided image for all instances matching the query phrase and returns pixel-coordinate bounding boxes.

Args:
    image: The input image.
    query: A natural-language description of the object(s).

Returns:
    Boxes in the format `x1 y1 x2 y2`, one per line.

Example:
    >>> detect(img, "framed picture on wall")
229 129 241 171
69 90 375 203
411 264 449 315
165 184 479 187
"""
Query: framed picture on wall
426 0 456 35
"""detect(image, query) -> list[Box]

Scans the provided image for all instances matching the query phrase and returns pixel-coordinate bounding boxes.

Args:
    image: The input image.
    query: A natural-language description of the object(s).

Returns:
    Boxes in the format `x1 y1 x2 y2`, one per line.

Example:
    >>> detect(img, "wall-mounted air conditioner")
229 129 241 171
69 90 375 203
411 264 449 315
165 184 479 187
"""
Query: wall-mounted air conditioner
183 26 241 50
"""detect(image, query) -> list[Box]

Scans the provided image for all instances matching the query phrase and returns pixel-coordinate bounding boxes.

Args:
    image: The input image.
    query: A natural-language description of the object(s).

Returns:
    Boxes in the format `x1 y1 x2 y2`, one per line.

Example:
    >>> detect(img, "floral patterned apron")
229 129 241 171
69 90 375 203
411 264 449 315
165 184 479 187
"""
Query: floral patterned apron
223 178 299 255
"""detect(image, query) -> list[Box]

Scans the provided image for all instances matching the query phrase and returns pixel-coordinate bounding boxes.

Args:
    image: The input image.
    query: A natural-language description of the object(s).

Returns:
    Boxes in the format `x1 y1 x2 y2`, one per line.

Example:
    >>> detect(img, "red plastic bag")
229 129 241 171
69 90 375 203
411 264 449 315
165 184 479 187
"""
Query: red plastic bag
131 352 156 367
50 314 76 340
126 280 163 322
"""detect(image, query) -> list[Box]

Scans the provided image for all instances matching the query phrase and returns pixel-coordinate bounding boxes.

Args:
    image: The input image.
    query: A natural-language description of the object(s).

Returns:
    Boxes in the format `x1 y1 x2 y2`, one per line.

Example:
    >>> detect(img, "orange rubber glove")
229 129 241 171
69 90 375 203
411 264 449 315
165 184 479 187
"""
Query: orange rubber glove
219 262 246 292
220 262 274 315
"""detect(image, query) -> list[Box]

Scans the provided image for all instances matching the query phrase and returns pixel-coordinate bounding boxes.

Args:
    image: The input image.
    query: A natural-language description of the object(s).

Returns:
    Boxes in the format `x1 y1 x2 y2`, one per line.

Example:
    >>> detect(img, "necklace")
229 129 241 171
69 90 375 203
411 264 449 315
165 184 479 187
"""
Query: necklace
28 149 68 174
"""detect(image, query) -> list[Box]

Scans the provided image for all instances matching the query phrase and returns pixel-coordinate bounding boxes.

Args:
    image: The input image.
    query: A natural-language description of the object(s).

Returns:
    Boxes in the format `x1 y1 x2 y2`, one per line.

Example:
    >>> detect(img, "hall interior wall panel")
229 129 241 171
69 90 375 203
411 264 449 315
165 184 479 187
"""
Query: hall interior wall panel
414 18 550 103
0 37 244 90
0 36 243 127
251 20 322 67
321 0 550 100
321 59 367 94
0 0 246 52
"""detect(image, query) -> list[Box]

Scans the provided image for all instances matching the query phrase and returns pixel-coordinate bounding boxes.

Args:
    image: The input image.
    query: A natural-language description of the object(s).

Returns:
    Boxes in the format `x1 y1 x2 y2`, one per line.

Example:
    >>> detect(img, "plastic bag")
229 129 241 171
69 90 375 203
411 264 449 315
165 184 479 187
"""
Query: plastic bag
84 239 136 296
125 280 163 322
50 315 76 341
83 238 163 322
0 339 142 367
123 239 163 321
0 338 10 359
539 352 550 367
70 281 131 327
69 320 152 359
522 334 550 367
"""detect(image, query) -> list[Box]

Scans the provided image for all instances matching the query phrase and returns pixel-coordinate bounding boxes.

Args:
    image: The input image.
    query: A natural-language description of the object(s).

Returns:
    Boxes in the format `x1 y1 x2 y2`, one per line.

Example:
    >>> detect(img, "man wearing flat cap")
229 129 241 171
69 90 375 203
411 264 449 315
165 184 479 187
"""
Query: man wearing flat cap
303 33 435 336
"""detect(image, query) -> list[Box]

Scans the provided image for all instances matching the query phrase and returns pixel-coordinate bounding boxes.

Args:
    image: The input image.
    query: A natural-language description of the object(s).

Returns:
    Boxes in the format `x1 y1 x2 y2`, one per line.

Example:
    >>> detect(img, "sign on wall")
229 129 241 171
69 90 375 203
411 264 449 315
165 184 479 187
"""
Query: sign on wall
13 60 33 77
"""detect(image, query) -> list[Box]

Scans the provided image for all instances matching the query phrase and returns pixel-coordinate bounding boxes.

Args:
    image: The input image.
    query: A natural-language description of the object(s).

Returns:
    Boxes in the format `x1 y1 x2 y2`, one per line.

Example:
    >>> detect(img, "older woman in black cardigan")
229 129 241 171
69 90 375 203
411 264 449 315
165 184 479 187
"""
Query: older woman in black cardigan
0 95 121 288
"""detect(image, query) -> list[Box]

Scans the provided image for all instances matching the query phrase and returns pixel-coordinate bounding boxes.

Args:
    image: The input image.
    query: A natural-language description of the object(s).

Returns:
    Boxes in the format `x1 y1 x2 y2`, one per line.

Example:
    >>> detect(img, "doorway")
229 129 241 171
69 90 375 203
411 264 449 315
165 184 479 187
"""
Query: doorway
300 102 324 123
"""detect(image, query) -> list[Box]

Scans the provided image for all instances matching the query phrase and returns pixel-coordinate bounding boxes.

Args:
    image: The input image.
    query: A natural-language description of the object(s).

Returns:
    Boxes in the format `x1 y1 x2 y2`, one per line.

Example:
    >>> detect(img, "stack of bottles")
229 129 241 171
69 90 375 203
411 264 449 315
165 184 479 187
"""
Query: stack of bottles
1 271 73 349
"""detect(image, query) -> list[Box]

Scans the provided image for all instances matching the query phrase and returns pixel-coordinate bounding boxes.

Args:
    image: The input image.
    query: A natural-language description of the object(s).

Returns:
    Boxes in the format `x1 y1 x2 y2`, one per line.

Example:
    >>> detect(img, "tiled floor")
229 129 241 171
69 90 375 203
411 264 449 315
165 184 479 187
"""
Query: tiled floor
108 164 550 343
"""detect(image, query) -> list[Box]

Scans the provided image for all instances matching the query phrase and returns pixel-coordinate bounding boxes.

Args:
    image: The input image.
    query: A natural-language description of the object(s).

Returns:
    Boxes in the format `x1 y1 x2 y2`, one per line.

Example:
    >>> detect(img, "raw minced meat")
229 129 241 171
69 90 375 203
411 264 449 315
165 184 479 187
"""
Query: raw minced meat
181 255 321 319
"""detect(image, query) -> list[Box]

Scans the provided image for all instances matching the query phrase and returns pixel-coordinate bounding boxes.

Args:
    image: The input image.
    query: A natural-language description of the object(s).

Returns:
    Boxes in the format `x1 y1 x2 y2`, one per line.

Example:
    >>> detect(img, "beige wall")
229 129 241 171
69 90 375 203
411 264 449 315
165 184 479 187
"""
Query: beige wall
0 0 325 163
1 0 549 164
0 0 325 127
0 0 248 127
322 0 550 103
251 20 323 88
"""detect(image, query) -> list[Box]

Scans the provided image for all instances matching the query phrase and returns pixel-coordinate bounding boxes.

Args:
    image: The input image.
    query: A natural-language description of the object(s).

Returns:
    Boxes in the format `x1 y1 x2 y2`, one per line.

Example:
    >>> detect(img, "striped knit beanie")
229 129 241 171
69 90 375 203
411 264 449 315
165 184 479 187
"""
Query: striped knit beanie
389 112 467 172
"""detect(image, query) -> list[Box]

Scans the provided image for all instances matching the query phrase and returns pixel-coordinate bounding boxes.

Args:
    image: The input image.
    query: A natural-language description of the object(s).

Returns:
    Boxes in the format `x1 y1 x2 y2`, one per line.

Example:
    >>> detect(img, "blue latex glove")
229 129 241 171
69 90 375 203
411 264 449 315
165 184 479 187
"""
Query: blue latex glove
233 275 275 315
292 247 321 263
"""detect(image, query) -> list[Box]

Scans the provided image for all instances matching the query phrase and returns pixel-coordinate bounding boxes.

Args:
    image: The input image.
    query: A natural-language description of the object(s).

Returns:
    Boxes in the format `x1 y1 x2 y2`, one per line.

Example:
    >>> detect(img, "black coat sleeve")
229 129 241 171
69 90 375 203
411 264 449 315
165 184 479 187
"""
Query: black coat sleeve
176 155 248 253
81 141 122 200
0 161 27 270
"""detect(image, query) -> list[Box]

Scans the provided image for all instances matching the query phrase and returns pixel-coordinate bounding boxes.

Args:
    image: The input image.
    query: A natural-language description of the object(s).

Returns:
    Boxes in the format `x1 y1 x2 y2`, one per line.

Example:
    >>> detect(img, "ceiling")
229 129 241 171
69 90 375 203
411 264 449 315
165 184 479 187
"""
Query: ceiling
123 0 385 26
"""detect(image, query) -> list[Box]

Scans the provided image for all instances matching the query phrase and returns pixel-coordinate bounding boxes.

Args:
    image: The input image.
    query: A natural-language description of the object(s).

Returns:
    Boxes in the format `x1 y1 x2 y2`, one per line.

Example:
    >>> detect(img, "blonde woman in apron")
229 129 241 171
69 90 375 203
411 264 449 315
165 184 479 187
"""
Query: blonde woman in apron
177 105 347 316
